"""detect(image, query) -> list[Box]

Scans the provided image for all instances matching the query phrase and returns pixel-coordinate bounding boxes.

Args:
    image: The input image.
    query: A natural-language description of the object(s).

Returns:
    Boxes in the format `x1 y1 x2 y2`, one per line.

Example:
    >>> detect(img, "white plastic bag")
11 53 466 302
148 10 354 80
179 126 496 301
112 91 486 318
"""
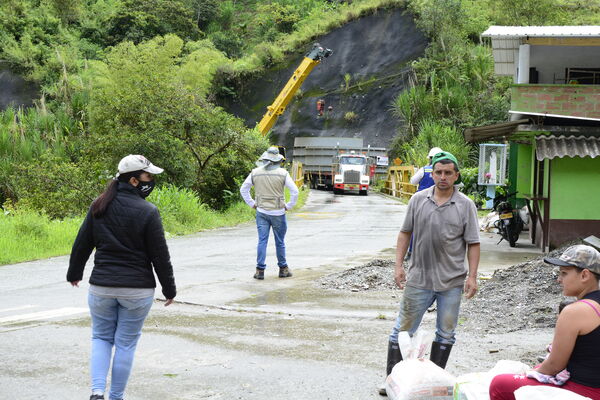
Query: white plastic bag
453 360 530 400
386 330 454 400
386 358 455 400
514 386 591 400
397 330 434 360
453 372 489 400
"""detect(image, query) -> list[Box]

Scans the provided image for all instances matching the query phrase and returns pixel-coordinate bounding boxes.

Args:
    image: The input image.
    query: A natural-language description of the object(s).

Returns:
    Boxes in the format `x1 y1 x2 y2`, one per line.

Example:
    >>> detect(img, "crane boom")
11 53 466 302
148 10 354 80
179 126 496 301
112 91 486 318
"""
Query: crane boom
258 43 332 135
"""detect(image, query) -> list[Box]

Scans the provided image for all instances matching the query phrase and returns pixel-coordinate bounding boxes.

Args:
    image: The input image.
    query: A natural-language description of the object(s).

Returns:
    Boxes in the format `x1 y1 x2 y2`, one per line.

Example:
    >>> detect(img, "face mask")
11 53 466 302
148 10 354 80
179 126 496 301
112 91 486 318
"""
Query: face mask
136 180 155 198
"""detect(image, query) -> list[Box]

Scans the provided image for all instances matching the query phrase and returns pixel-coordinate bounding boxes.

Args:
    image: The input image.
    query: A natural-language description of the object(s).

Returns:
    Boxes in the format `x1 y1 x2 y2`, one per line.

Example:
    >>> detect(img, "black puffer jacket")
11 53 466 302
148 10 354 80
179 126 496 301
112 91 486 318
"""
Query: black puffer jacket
67 182 176 299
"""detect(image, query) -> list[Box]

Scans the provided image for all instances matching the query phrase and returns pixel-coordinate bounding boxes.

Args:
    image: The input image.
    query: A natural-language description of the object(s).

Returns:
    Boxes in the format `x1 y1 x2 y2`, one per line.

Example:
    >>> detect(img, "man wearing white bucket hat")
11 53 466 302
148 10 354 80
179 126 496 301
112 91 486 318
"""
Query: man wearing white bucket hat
240 146 299 280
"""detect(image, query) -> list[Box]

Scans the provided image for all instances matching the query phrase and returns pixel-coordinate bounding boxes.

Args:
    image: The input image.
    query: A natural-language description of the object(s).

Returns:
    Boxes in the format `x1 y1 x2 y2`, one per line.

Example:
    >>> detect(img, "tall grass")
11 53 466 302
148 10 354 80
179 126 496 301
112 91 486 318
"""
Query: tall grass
0 209 83 265
0 184 309 265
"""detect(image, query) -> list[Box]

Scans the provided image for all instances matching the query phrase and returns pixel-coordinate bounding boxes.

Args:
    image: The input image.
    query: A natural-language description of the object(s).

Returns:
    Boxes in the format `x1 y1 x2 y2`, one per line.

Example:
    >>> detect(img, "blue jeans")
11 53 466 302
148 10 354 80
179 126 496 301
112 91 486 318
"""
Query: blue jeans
88 293 154 400
389 285 463 345
256 211 287 270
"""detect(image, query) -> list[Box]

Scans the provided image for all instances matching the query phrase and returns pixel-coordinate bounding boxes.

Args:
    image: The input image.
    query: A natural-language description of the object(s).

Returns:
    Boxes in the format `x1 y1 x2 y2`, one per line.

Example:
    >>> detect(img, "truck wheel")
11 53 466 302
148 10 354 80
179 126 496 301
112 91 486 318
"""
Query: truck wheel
333 188 343 195
359 190 368 196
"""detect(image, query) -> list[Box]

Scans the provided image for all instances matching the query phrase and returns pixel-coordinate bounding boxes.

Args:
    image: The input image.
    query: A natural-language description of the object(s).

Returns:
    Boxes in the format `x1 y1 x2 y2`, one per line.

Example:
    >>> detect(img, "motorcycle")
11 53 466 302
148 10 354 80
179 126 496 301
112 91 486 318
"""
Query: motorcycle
492 191 524 247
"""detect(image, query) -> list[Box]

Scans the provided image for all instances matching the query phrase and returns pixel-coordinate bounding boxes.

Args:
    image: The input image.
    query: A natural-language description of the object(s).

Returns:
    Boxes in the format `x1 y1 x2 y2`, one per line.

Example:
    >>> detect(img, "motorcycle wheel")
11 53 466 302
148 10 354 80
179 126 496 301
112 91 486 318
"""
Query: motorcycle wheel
508 229 518 247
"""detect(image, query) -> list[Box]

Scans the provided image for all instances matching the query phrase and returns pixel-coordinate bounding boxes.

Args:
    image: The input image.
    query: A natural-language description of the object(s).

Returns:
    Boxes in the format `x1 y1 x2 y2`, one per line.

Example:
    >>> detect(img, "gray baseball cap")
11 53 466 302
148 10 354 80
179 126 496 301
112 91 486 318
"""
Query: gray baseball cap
544 245 600 274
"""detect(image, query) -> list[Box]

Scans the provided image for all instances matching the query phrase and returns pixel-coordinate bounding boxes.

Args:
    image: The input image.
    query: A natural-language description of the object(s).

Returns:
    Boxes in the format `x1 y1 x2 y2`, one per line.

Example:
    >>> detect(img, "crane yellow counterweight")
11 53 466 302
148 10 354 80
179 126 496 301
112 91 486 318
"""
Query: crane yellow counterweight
257 43 332 135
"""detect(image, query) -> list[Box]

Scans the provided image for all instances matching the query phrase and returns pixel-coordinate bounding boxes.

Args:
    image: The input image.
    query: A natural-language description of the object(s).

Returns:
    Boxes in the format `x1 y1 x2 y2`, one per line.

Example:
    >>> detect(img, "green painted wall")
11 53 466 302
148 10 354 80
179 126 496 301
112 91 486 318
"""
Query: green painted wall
550 156 600 220
508 143 531 208
516 143 533 197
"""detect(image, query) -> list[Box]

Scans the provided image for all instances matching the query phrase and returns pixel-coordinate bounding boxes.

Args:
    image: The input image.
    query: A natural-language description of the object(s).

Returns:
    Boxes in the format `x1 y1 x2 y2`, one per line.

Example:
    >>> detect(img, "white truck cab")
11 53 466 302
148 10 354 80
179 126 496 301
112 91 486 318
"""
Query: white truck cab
333 151 370 195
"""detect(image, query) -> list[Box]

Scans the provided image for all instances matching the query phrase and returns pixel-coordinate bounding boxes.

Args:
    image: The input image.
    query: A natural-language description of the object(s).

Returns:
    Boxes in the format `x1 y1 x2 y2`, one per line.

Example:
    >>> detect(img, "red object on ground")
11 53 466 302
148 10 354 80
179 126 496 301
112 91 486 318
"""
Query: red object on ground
489 373 600 400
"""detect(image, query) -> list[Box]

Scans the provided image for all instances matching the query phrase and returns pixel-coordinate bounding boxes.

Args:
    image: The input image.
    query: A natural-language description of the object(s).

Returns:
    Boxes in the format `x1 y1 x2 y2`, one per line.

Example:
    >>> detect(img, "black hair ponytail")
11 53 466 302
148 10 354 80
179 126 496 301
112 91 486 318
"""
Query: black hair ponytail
91 170 142 217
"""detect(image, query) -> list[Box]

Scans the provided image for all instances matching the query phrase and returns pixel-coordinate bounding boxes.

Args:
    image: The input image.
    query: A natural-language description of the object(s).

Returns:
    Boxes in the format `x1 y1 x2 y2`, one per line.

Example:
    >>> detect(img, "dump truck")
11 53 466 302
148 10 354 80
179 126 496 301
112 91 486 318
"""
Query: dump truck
292 137 387 194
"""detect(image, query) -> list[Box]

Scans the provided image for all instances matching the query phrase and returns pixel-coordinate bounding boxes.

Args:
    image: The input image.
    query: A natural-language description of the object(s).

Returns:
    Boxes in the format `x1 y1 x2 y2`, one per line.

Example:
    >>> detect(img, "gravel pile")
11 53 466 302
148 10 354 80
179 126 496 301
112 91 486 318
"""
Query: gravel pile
318 247 576 334
317 259 400 291
460 254 572 334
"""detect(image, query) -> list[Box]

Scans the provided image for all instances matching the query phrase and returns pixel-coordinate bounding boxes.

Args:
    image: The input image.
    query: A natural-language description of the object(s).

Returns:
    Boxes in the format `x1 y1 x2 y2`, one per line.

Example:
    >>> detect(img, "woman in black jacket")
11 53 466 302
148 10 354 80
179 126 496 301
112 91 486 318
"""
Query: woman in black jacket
67 154 176 400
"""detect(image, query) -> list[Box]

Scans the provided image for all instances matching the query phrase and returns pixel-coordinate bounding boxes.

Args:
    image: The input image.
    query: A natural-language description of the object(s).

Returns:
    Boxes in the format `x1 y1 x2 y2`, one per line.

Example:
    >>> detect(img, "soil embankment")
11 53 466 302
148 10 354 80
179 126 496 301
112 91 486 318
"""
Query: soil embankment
222 8 428 155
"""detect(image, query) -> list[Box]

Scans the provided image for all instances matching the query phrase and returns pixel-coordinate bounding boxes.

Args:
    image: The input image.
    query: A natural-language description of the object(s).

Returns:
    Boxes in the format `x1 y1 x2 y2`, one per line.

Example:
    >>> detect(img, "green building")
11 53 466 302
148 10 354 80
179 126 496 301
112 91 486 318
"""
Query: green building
465 26 600 251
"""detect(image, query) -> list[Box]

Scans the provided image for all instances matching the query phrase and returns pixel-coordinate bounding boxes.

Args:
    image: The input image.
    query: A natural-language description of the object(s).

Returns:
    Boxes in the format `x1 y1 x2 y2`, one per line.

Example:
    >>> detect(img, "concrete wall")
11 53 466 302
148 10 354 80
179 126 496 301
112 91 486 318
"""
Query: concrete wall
550 156 600 220
530 45 600 84
511 84 600 119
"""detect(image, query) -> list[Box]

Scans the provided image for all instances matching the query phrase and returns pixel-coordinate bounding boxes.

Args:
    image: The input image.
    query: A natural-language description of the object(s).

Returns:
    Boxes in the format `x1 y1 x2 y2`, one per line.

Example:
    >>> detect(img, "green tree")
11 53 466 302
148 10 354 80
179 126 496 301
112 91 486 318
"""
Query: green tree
87 35 267 208
187 0 219 30
50 0 82 24
105 0 202 45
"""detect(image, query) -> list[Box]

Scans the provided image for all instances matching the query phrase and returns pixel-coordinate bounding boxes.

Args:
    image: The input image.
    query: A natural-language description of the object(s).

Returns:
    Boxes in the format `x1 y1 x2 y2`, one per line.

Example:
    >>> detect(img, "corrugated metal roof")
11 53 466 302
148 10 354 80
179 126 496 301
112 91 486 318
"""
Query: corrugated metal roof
464 119 530 142
535 135 600 161
483 26 600 38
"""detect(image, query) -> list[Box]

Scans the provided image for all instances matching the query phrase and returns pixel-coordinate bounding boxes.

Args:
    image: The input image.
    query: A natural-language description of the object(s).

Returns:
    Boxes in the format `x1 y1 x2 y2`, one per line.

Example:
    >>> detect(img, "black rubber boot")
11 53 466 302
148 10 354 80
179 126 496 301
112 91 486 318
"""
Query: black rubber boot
378 341 403 395
386 341 403 375
430 341 453 369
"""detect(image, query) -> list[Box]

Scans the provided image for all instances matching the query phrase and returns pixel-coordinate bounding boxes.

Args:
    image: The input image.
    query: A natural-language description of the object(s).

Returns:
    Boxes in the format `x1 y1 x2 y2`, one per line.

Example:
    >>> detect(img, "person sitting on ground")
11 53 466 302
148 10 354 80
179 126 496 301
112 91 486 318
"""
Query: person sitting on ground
489 245 600 400
538 299 576 363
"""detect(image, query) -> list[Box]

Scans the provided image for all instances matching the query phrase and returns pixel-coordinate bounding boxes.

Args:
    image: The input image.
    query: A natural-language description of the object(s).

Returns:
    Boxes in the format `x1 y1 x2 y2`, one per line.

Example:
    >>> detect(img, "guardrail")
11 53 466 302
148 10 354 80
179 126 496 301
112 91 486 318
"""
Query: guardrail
290 161 304 188
382 166 417 200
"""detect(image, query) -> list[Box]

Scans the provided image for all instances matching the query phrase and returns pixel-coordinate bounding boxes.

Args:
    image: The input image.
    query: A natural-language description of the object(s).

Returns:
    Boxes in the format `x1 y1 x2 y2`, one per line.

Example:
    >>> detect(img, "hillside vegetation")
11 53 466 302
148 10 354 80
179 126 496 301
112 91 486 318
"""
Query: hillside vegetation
0 0 598 263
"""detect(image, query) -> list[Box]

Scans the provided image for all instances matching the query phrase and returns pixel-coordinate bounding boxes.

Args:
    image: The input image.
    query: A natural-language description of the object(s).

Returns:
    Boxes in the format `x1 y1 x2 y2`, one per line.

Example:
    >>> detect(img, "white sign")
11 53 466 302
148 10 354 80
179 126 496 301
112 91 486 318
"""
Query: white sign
376 156 389 166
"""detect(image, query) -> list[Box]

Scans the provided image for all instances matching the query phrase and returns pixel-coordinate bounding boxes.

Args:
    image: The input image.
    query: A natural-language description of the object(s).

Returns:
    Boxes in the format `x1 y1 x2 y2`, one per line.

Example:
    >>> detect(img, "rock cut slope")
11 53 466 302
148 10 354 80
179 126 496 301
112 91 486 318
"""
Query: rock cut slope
222 8 428 156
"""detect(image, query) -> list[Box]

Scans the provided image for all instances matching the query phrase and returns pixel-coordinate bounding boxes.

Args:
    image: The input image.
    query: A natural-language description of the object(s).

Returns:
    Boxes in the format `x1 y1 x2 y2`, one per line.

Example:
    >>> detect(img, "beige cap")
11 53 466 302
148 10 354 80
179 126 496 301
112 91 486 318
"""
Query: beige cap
117 155 164 176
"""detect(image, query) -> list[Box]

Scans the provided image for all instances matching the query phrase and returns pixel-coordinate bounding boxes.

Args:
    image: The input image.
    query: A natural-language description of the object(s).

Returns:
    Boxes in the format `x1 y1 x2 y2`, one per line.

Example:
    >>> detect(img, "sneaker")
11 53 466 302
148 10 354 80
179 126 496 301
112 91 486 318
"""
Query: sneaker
90 395 105 400
253 268 264 280
378 382 387 396
278 266 293 278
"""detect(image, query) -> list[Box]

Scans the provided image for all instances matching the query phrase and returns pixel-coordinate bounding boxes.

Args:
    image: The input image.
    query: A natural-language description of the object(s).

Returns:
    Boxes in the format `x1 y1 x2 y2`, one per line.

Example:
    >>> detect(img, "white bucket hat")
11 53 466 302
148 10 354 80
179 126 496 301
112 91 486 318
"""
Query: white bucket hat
259 146 284 163
117 154 164 177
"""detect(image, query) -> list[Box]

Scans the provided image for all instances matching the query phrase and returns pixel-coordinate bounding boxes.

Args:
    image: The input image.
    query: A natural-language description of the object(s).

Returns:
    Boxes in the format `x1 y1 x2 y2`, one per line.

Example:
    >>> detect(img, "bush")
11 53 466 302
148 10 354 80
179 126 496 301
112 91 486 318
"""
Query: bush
105 0 202 45
147 184 205 234
460 167 485 207
11 153 105 218
210 30 243 58
392 120 471 168
344 111 359 124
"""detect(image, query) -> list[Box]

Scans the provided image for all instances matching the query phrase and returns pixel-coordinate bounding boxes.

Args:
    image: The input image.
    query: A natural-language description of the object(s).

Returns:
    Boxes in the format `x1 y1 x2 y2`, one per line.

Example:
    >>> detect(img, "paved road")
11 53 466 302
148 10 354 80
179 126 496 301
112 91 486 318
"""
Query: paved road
0 190 411 399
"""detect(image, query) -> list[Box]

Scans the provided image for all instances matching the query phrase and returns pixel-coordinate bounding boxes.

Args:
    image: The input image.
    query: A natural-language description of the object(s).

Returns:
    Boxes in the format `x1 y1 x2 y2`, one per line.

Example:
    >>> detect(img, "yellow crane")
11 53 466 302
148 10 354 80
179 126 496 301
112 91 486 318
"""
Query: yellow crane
257 43 332 135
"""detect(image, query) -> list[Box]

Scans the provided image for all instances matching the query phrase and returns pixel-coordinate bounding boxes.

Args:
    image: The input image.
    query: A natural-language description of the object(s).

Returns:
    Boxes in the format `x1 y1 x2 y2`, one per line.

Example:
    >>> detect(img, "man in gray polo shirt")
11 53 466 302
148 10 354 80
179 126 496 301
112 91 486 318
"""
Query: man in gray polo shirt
379 151 480 395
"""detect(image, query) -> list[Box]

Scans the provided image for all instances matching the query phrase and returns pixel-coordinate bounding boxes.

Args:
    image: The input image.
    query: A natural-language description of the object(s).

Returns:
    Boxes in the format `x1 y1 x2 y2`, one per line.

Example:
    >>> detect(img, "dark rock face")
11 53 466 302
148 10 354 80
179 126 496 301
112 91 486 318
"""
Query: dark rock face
222 9 428 156
0 64 39 110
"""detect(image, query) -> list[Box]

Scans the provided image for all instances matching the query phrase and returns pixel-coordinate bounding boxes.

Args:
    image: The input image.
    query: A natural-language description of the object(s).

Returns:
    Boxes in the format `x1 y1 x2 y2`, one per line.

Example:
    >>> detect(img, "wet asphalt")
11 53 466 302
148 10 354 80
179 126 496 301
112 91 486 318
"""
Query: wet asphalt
0 190 541 399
